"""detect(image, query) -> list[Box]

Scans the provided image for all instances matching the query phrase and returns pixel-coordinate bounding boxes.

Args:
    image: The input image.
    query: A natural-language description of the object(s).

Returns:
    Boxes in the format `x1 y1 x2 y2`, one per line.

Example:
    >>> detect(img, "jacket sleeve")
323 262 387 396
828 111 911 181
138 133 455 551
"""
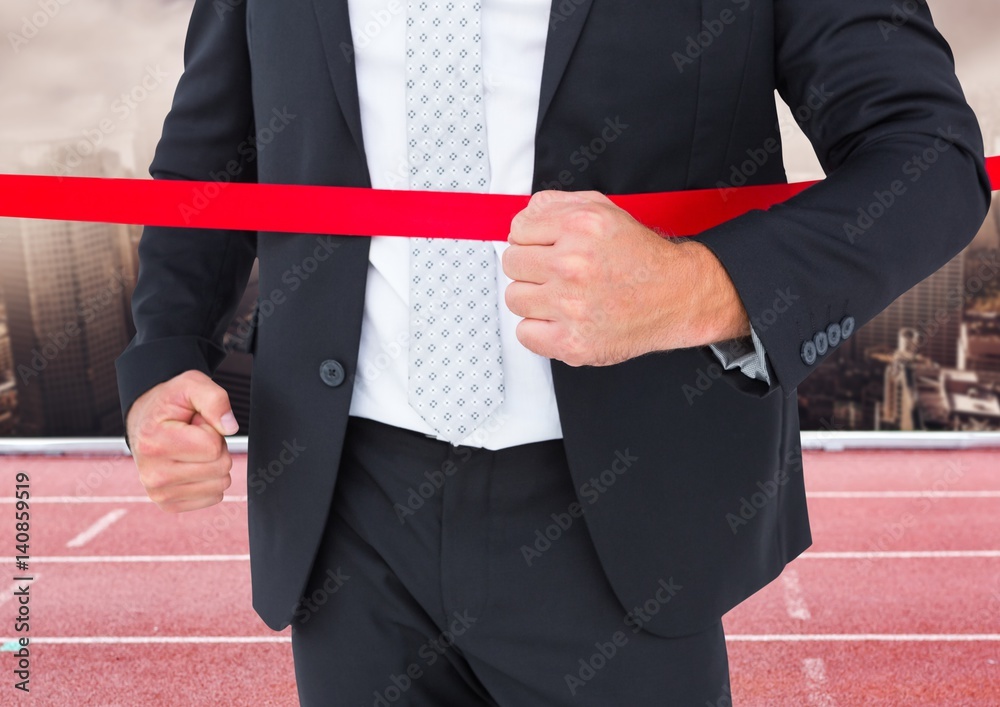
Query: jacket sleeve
690 0 991 398
114 0 257 447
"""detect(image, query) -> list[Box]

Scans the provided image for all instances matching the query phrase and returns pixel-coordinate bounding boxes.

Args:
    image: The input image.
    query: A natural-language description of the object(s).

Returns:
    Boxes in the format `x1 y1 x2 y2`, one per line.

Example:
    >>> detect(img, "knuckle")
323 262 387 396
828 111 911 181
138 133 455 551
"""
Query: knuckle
556 253 589 282
509 210 527 234
500 245 516 275
205 432 226 459
132 434 163 459
139 466 167 491
504 284 521 314
529 190 552 207
158 499 185 514
563 295 589 322
146 486 168 505
569 206 604 235
177 369 204 383
214 455 234 478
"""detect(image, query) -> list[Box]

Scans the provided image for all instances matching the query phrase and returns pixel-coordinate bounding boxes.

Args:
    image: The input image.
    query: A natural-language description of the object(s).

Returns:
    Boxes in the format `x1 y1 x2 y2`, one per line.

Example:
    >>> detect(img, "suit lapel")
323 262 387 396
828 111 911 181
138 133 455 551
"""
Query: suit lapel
309 0 367 164
536 0 595 132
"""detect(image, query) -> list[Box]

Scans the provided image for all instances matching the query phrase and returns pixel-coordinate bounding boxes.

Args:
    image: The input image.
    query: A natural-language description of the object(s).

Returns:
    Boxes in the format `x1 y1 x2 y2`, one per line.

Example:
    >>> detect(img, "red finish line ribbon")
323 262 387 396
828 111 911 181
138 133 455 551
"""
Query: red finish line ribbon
0 156 997 240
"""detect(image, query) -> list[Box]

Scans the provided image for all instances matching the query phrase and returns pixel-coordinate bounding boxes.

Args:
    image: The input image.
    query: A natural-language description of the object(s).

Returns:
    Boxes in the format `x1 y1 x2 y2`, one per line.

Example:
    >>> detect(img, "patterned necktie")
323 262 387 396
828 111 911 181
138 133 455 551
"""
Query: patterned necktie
405 0 505 444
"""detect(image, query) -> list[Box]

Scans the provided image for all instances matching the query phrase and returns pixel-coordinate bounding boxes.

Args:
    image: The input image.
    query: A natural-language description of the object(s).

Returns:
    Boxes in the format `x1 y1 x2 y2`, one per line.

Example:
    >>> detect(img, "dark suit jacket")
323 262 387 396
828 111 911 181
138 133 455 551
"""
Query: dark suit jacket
116 0 990 636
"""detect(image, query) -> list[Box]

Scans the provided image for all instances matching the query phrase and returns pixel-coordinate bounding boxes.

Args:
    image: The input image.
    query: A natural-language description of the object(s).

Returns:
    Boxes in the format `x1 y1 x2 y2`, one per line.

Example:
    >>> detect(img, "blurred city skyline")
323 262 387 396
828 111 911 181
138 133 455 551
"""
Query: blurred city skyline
0 0 998 436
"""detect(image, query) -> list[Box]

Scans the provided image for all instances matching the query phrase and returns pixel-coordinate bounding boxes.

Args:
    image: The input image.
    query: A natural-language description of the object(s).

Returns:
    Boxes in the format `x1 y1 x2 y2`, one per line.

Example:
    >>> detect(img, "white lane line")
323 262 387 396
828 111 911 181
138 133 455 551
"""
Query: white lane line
25 551 1000 564
0 491 996 503
727 634 1000 642
65 509 127 548
0 496 248 504
781 569 812 620
3 634 997 646
30 555 249 563
0 636 288 646
1 491 997 504
808 491 1000 499
0 575 39 608
801 551 1000 559
801 658 835 707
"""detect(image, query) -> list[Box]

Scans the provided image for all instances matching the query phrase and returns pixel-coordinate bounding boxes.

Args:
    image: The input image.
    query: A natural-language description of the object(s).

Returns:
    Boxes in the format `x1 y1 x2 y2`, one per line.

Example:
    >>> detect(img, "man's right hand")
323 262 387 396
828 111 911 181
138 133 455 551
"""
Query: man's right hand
126 370 239 513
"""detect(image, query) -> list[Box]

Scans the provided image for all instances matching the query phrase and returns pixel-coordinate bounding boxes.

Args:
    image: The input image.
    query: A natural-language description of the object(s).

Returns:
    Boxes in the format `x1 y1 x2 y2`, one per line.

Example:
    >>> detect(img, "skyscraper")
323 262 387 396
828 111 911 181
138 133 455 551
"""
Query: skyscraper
854 251 966 368
0 142 132 436
959 315 1000 373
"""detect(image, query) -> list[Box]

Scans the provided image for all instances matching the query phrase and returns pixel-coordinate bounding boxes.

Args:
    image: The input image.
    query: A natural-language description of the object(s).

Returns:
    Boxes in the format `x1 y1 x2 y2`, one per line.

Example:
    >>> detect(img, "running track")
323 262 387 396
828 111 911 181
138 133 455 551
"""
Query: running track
0 449 997 705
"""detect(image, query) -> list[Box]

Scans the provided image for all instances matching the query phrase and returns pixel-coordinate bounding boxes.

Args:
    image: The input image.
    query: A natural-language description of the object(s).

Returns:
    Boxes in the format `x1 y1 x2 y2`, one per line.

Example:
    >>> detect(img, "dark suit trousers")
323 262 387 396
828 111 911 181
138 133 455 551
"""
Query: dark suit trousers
290 416 730 706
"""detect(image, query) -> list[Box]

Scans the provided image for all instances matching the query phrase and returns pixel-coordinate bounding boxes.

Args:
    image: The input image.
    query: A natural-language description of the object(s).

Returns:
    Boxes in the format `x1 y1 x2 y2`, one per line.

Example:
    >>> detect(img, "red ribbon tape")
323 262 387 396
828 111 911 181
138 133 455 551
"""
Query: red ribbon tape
0 156 997 240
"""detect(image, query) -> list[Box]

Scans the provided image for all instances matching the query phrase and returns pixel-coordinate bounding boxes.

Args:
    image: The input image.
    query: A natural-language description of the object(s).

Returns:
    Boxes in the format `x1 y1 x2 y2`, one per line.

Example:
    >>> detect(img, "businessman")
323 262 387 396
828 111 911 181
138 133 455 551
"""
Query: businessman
116 0 990 704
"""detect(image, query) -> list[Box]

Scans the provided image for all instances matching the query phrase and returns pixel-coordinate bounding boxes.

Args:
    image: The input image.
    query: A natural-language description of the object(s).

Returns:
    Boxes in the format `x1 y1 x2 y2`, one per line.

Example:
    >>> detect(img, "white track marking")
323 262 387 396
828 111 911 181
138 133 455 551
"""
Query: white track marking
727 634 1000 642
0 496 248 504
808 491 1000 499
0 492 997 503
801 658 836 706
65 509 127 548
0 636 288 645
801 551 1000 559
0 575 39 608
3 634 998 646
781 569 812 620
30 555 249 563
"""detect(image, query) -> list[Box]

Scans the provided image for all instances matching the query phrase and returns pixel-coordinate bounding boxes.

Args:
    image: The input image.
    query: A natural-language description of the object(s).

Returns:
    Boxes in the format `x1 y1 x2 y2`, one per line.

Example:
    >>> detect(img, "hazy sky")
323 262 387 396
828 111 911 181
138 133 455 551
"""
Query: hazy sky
0 0 998 178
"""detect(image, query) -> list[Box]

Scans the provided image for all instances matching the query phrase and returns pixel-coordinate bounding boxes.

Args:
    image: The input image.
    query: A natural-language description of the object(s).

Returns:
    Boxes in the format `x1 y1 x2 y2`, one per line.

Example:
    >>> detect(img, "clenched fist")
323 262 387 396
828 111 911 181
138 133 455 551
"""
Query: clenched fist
502 189 751 366
126 370 239 513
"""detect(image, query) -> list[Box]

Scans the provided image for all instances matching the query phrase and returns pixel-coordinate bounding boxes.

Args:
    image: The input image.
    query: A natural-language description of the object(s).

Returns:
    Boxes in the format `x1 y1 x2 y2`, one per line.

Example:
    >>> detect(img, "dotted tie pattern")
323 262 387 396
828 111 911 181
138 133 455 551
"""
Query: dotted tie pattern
405 0 504 444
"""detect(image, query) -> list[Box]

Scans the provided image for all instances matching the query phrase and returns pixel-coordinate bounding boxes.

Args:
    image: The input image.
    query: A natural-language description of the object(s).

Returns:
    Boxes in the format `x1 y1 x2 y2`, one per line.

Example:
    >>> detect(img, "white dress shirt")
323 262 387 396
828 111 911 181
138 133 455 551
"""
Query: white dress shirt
346 0 769 449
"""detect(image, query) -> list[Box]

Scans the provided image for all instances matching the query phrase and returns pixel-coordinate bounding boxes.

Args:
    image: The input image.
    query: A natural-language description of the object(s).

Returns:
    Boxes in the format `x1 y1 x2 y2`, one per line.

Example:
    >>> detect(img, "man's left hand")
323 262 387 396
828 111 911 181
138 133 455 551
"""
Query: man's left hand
502 189 751 367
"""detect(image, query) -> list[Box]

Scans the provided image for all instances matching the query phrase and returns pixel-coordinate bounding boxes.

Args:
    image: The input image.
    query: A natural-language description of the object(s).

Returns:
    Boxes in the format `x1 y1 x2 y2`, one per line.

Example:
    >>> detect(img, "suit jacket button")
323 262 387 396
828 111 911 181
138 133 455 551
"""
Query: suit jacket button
840 315 856 340
813 330 829 356
319 359 345 387
800 340 818 366
826 322 842 348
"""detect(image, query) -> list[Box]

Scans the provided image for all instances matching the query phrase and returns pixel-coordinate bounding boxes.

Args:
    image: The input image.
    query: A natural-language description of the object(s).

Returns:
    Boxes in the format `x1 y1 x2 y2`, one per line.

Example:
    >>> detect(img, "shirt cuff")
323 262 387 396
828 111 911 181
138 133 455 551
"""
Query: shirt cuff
708 323 771 385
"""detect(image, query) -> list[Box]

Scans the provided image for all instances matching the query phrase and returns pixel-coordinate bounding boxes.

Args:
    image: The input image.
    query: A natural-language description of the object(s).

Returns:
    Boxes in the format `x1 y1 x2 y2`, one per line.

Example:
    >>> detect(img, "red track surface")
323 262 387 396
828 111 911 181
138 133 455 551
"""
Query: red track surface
0 449 997 705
